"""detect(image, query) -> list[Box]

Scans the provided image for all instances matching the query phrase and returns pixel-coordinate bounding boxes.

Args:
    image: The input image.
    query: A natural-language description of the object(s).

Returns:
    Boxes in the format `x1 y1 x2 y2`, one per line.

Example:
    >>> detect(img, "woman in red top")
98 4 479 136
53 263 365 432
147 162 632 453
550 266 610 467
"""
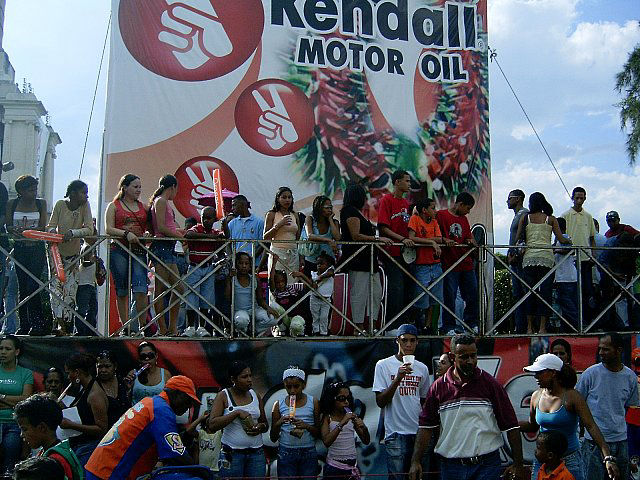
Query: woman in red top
105 174 150 334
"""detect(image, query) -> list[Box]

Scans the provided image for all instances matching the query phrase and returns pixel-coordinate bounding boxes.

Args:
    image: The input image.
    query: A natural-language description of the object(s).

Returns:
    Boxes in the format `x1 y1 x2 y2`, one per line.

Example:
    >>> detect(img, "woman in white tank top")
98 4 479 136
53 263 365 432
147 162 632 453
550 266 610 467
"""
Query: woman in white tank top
320 382 370 480
209 361 268 479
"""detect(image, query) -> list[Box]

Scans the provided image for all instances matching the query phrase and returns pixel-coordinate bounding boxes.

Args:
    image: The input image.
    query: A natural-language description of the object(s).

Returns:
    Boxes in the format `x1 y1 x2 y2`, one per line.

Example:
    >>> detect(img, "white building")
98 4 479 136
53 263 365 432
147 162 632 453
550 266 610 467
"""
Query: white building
0 0 60 205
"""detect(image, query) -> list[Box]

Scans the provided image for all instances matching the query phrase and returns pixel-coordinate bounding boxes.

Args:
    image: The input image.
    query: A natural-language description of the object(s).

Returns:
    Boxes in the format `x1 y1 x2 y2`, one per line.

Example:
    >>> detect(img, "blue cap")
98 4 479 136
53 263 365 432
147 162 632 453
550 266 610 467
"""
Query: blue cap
396 324 418 337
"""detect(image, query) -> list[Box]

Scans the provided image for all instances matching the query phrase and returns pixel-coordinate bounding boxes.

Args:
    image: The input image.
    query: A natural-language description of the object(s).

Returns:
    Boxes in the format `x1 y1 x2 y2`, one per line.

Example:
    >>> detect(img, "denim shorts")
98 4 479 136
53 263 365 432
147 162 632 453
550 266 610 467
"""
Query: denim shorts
150 240 177 266
110 244 148 297
414 263 444 309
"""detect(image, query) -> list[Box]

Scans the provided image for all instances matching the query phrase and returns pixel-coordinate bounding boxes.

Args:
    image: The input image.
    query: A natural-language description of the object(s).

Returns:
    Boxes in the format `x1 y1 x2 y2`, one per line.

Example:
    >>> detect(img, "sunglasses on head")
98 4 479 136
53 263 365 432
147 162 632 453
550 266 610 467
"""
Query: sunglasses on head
139 352 156 361
335 395 350 402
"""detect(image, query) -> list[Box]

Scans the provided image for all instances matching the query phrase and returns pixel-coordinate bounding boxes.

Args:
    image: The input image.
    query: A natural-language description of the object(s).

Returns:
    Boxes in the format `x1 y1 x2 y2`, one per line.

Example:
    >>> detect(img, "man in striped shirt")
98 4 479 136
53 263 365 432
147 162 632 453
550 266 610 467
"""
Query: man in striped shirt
409 334 525 480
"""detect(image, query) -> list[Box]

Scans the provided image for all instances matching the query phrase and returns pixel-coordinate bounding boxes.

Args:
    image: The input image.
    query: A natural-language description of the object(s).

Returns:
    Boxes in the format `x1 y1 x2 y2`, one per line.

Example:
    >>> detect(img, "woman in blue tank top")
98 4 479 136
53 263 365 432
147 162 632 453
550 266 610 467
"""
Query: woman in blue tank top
520 353 618 480
270 367 320 479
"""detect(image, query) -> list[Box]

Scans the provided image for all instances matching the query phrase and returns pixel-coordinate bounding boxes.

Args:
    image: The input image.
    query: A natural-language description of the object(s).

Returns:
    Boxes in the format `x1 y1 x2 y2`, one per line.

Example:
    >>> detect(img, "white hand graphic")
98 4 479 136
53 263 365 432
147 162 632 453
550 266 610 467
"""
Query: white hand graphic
252 85 299 150
185 163 217 208
158 0 233 70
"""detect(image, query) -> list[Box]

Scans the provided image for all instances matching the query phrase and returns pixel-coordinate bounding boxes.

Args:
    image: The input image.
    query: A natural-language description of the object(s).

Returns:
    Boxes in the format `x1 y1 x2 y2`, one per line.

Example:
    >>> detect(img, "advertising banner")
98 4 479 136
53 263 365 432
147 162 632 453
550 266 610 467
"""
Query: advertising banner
103 0 492 229
23 335 639 474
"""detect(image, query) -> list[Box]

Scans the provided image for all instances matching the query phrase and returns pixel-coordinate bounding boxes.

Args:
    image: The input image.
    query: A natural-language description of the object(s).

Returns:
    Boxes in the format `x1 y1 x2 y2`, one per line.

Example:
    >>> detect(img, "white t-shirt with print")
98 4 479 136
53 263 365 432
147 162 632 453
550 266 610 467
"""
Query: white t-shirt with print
373 355 430 438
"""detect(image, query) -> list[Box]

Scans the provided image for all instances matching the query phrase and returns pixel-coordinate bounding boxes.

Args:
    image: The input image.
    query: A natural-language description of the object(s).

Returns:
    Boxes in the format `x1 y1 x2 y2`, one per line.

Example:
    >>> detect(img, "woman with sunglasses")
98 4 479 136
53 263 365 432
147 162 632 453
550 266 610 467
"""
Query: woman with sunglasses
95 351 130 427
209 361 268 480
270 366 320 479
319 381 370 480
128 341 172 406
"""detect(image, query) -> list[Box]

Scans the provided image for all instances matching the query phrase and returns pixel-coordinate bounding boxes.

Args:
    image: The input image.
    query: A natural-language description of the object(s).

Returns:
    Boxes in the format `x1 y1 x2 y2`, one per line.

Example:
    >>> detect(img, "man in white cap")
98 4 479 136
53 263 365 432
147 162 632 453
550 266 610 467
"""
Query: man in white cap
373 323 430 480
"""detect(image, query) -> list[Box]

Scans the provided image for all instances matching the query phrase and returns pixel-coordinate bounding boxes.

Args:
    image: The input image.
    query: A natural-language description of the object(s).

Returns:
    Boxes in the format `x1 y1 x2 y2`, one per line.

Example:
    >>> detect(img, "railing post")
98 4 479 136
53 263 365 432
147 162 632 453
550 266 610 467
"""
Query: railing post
369 243 374 336
251 241 256 339
103 240 111 337
576 247 583 333
230 241 236 338
478 245 485 336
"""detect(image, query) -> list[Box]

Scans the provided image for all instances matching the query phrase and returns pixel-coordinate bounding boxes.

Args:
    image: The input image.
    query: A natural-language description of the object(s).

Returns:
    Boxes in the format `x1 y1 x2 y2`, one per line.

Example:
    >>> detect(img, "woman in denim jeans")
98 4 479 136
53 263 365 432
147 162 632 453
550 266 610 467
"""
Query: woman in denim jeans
270 367 319 479
519 353 618 480
209 361 268 479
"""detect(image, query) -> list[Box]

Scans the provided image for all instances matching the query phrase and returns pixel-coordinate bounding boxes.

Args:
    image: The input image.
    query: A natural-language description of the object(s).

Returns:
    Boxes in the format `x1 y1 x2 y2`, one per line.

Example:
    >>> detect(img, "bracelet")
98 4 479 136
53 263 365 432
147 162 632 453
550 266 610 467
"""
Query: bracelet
335 424 343 431
603 456 616 464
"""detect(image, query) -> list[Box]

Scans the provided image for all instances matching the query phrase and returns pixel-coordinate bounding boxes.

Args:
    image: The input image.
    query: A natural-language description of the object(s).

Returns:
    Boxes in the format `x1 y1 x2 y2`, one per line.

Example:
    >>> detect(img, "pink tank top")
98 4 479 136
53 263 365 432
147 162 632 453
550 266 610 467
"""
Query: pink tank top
152 197 178 237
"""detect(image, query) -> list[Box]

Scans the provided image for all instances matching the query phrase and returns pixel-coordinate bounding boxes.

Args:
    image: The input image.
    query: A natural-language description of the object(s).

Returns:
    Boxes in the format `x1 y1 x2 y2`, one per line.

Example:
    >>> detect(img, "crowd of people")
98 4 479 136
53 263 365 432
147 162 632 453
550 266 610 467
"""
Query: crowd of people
0 169 638 337
0 330 638 479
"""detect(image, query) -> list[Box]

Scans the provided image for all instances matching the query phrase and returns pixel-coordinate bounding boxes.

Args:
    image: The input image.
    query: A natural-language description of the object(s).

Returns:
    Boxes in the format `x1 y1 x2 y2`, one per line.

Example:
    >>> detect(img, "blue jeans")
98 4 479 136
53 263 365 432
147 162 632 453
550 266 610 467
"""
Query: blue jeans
532 447 583 480
73 440 100 473
414 264 444 309
510 264 527 333
185 264 216 310
555 282 578 330
218 446 265 479
110 244 149 297
442 269 478 331
277 446 318 479
0 421 22 473
581 438 628 480
75 284 98 335
1 262 18 334
150 240 177 266
439 450 501 480
386 432 430 480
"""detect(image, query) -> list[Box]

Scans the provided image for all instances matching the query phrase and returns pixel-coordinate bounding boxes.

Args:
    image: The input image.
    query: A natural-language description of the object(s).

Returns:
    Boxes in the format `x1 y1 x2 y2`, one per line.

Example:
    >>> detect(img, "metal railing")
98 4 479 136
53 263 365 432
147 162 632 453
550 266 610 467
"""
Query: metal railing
0 234 637 338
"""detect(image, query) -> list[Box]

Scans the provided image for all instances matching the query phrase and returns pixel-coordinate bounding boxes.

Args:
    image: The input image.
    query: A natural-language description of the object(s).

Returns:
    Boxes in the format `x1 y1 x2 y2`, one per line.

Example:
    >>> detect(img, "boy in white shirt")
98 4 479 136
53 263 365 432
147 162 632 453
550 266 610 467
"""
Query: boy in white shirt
372 324 431 480
292 252 335 335
554 217 578 330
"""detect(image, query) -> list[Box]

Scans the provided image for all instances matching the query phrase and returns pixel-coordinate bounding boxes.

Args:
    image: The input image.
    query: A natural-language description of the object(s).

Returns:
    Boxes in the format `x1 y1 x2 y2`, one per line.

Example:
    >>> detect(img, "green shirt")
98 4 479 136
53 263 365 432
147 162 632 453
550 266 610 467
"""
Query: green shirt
0 364 34 422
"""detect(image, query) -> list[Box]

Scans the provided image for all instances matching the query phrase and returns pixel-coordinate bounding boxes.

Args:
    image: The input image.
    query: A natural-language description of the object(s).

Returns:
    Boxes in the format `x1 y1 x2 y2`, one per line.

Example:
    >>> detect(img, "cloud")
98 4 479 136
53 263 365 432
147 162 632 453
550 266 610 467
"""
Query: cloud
510 123 536 140
564 20 640 68
492 160 640 245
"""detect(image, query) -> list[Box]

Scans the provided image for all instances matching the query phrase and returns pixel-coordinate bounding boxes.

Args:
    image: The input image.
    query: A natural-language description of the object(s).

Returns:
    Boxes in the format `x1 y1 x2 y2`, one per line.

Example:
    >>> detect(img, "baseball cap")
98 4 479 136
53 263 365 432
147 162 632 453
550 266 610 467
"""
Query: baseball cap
523 353 564 372
165 375 201 404
606 211 620 220
396 324 418 337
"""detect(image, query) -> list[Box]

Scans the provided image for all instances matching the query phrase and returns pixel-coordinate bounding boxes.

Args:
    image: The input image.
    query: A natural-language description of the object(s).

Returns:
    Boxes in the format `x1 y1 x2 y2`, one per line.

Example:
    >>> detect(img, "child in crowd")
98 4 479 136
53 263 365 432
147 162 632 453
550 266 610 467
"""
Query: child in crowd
183 207 225 337
553 217 579 330
291 252 335 336
320 381 370 480
271 367 320 479
75 238 105 336
535 430 574 480
269 253 307 336
408 199 444 334
185 399 222 473
14 393 84 480
227 252 278 335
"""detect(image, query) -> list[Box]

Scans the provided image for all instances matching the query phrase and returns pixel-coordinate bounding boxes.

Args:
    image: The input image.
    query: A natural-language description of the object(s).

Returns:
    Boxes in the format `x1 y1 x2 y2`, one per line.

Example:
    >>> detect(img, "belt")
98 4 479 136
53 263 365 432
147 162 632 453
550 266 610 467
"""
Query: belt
443 450 499 466
221 443 262 454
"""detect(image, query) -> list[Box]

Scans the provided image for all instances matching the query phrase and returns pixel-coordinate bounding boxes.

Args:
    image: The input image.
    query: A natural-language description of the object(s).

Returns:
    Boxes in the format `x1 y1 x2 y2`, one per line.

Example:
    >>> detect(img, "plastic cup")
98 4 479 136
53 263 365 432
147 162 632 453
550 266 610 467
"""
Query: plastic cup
403 355 415 366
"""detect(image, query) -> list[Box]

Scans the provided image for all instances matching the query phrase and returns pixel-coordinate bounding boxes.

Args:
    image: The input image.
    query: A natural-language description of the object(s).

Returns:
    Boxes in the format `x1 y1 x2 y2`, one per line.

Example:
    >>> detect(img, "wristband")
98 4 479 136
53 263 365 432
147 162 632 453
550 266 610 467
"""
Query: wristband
603 456 616 464
335 424 343 431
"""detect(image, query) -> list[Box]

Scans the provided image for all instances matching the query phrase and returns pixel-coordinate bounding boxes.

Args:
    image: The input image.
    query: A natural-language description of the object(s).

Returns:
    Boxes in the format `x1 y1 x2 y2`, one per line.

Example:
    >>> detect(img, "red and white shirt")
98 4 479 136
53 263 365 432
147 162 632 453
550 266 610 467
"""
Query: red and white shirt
419 367 518 458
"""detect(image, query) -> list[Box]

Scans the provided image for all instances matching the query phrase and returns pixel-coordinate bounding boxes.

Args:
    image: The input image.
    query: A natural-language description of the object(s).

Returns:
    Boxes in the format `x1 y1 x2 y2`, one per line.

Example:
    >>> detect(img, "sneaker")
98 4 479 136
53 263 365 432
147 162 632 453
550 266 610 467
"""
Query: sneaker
182 326 196 337
195 326 210 337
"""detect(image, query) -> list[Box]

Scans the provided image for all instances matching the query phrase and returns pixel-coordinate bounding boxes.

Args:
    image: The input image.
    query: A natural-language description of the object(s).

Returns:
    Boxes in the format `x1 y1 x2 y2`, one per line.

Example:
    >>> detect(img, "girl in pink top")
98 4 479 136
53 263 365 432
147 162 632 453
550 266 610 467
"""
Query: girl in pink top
149 175 184 336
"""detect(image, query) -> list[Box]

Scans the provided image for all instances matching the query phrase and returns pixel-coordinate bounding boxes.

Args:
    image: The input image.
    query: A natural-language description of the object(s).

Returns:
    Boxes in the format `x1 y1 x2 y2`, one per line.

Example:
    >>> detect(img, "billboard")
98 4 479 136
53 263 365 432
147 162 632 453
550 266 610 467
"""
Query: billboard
103 0 492 228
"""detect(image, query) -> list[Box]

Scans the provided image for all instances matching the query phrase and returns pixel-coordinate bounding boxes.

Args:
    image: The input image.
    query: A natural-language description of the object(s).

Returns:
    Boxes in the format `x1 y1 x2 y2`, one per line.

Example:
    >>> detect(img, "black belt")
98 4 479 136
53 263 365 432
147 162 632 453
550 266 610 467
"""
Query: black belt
443 450 499 466
221 443 262 454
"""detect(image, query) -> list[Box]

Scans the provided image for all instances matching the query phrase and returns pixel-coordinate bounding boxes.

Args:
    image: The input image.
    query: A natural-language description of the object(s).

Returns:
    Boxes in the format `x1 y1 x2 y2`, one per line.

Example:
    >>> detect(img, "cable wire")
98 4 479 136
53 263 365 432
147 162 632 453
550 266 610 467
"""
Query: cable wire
79 12 111 179
488 47 571 199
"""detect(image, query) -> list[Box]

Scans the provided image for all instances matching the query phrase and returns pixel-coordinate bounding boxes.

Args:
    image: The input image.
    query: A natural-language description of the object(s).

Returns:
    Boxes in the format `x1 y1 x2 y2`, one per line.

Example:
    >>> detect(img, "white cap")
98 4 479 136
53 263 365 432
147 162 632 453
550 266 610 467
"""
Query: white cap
523 353 563 372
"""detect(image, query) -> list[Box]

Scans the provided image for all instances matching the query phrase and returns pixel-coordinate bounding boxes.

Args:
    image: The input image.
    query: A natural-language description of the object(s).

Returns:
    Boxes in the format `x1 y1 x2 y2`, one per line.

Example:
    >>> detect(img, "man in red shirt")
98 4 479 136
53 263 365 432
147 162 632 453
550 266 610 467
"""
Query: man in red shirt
604 211 639 239
183 206 225 337
377 170 415 328
436 192 478 335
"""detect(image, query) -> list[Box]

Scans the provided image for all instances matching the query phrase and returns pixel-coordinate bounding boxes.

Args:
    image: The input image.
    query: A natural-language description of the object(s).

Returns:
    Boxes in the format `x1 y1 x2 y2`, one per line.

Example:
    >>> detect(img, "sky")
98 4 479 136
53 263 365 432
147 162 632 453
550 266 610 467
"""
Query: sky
3 0 640 245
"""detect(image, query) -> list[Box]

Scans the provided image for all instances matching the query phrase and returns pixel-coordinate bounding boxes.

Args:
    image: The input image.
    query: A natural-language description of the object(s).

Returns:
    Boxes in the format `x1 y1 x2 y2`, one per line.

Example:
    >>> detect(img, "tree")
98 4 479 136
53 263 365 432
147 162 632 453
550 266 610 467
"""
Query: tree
615 42 640 165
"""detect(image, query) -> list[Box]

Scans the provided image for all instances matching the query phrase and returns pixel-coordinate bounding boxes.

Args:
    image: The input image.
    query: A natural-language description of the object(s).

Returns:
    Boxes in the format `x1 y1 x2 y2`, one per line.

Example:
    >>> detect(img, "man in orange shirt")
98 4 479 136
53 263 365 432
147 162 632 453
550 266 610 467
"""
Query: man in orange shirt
535 431 574 480
86 375 200 480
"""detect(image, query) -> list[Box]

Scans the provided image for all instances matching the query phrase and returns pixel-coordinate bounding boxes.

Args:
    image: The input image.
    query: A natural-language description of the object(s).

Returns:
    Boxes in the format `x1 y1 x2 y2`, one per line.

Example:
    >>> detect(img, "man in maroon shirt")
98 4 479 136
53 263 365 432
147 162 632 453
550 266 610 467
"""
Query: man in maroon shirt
604 211 639 238
436 192 478 335
409 334 525 480
377 170 415 328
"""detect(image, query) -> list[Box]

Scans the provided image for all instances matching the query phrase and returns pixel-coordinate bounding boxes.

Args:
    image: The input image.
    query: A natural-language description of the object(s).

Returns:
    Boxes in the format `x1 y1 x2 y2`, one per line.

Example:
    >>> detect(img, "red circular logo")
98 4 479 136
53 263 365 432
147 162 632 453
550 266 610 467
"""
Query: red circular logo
174 156 239 219
118 0 264 81
234 79 315 156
